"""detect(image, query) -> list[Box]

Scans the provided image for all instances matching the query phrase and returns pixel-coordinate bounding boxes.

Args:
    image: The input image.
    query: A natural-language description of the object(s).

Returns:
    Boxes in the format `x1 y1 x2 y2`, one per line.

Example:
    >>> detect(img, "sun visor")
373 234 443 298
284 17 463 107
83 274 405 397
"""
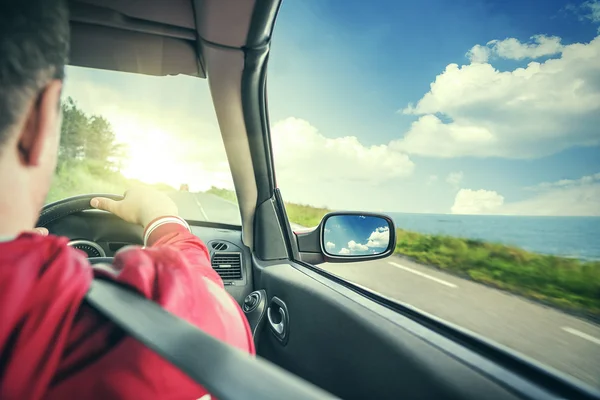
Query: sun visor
68 0 204 77
74 0 196 29
69 22 203 77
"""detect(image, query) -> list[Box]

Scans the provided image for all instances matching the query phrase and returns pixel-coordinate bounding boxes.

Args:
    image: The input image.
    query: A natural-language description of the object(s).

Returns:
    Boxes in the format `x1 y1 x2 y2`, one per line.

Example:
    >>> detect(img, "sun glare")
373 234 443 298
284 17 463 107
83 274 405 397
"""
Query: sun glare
113 117 233 192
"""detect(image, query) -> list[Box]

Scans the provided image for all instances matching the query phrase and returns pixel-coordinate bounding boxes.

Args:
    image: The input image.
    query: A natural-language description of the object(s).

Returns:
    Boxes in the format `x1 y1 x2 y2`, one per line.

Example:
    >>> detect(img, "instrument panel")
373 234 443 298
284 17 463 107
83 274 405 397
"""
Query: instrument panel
68 239 106 257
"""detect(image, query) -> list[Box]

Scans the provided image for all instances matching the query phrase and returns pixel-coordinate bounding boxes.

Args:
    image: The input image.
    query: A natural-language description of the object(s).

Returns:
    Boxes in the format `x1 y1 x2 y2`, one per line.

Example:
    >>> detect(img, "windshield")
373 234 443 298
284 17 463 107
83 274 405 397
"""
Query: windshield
265 0 600 389
48 66 240 225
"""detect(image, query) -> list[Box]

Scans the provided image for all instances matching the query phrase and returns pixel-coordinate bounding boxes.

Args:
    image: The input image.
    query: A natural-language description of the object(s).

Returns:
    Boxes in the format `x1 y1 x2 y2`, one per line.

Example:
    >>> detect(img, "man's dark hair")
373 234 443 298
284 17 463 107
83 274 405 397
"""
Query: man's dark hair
0 0 69 147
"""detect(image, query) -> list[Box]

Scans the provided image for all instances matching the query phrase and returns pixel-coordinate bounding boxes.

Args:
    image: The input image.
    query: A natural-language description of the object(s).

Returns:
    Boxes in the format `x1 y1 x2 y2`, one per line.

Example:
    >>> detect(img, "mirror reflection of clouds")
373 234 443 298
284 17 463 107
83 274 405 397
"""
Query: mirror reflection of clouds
324 216 390 256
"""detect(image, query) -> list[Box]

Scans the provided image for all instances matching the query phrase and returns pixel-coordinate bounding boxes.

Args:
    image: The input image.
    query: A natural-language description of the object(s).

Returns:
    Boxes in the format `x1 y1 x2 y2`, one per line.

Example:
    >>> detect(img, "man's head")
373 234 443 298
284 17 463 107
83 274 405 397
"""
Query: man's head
0 0 69 233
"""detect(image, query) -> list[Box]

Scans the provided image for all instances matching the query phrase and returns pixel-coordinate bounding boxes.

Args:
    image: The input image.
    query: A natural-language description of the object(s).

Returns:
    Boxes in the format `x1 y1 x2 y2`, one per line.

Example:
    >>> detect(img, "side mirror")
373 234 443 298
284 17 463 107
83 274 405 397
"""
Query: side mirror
295 212 396 265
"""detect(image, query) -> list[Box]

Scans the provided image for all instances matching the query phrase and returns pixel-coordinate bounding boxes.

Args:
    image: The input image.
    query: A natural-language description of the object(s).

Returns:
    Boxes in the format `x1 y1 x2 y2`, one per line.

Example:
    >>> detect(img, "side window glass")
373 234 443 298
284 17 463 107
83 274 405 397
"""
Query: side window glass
268 0 600 389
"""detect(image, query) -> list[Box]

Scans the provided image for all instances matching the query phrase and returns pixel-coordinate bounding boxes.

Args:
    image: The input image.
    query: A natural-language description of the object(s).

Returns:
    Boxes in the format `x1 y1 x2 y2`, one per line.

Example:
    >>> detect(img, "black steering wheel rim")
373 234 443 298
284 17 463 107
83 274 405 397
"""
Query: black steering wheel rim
39 194 128 265
38 193 124 227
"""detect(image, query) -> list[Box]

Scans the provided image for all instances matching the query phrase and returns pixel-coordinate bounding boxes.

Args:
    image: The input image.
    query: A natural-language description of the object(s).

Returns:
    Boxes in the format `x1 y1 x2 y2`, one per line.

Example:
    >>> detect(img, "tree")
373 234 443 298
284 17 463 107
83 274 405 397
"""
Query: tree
58 97 128 173
59 97 87 163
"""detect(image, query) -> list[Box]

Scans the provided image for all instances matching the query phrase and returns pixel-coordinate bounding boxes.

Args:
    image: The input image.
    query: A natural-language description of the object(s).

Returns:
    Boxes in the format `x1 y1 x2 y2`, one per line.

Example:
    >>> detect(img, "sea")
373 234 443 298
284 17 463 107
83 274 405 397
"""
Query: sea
387 213 600 261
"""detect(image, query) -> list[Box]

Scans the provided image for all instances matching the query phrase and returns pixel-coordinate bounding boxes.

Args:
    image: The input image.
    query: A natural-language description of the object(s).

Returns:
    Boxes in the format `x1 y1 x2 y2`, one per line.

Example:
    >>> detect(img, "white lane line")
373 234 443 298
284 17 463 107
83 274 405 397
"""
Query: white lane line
194 197 209 221
562 327 600 346
388 261 458 288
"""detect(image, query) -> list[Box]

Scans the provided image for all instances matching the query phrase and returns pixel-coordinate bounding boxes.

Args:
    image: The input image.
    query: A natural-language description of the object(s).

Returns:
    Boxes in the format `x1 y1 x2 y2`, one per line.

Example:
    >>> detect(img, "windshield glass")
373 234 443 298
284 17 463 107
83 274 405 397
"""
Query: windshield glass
48 66 240 225
266 0 600 389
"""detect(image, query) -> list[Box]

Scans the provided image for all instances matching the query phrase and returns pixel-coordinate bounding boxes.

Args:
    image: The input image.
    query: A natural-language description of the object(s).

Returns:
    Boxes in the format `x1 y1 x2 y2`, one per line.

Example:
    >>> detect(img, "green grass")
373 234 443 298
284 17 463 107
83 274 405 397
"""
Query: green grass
284 203 329 227
207 187 330 228
395 229 600 319
206 187 238 204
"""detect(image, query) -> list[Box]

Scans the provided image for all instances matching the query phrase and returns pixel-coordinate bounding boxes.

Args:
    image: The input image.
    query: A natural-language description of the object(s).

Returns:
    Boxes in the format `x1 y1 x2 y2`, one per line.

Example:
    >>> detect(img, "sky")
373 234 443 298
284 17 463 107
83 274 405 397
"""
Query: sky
63 0 600 217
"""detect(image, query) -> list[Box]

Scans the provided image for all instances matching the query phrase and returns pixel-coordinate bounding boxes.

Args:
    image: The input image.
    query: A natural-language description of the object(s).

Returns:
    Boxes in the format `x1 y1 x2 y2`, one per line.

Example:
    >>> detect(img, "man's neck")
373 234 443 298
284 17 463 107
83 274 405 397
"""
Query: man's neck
0 172 37 237
0 205 36 237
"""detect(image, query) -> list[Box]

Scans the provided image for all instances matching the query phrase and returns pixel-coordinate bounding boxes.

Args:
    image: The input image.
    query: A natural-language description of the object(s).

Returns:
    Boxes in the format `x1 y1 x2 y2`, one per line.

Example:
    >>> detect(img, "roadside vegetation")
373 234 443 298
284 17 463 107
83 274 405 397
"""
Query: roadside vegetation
395 230 600 319
206 187 329 227
206 187 238 204
284 203 330 228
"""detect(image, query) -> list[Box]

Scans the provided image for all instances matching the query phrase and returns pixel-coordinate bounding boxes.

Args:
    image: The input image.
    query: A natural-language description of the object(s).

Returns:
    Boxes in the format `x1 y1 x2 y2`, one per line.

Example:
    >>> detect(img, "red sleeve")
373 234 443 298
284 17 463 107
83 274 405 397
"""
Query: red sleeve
46 224 255 400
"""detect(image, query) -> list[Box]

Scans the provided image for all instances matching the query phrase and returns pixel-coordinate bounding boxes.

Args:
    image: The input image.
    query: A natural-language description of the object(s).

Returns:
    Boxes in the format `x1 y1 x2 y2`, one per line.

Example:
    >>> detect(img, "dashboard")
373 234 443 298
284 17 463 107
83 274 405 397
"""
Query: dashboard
46 210 253 304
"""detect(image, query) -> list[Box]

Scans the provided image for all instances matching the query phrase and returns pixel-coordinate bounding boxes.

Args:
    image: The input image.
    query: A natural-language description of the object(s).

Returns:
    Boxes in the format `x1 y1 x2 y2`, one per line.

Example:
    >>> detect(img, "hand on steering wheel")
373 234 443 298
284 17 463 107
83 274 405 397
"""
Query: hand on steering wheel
38 188 179 230
90 187 178 228
37 188 180 265
25 227 49 236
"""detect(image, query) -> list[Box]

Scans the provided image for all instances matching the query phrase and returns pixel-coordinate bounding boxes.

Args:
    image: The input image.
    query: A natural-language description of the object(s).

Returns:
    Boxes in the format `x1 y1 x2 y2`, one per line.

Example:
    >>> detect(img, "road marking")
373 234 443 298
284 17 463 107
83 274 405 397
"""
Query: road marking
205 192 238 207
562 327 600 346
388 261 458 288
194 198 209 221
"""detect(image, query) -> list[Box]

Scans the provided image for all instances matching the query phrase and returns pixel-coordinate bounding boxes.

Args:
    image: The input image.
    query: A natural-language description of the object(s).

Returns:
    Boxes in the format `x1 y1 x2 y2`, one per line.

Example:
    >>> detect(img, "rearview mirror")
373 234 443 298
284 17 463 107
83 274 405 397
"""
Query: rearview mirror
295 212 396 265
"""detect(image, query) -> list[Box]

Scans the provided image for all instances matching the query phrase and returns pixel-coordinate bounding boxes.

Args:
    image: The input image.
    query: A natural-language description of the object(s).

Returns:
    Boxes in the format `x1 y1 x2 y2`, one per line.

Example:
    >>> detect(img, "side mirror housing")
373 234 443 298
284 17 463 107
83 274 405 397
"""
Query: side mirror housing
295 212 396 265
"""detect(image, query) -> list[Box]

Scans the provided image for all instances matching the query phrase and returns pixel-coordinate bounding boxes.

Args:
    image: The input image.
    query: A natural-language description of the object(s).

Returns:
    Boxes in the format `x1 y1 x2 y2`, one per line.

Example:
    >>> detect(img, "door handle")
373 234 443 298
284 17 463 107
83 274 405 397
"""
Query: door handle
267 296 289 345
267 306 286 335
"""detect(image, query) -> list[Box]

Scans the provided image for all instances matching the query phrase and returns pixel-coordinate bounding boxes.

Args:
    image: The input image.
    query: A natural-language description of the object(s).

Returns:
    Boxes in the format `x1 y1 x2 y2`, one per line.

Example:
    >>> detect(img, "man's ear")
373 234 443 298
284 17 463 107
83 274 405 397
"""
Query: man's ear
18 80 63 166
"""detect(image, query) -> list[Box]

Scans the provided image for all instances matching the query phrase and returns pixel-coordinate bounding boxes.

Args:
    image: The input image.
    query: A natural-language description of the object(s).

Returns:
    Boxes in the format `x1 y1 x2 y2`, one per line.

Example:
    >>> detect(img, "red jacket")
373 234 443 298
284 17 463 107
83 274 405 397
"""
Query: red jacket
0 223 255 400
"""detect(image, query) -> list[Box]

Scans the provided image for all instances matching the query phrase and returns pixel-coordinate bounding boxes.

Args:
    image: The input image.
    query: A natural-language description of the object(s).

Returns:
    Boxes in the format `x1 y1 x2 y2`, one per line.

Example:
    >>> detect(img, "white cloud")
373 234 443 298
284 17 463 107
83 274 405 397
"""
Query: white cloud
366 226 390 248
326 241 336 250
451 173 600 216
339 248 350 255
342 227 390 253
427 175 439 185
585 0 600 24
490 35 563 60
465 45 491 63
451 189 505 215
272 118 414 182
467 35 563 63
526 172 600 190
272 117 415 208
392 35 600 159
446 171 464 188
571 1 600 25
502 184 600 216
348 240 369 251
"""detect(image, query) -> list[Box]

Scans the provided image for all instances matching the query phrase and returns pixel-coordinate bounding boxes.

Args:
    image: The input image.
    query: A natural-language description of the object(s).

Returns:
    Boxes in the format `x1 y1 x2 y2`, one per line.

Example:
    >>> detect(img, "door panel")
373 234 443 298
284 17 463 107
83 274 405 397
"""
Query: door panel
255 262 534 400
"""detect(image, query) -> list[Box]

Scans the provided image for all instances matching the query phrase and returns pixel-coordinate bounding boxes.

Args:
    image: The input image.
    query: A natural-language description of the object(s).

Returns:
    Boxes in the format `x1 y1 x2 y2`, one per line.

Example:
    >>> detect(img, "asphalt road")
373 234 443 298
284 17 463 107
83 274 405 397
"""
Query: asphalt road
168 191 241 225
322 257 600 389
168 191 304 230
168 191 600 389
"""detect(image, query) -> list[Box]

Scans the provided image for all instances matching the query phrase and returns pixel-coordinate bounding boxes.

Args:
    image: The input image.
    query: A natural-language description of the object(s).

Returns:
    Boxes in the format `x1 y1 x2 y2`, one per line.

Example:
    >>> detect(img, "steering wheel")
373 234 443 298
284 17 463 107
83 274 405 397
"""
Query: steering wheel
38 193 125 265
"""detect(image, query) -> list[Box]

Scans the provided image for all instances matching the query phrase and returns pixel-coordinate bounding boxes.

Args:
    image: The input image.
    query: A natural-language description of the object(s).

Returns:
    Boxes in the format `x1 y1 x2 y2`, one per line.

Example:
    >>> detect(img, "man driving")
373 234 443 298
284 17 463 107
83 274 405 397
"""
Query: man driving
0 1 254 399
